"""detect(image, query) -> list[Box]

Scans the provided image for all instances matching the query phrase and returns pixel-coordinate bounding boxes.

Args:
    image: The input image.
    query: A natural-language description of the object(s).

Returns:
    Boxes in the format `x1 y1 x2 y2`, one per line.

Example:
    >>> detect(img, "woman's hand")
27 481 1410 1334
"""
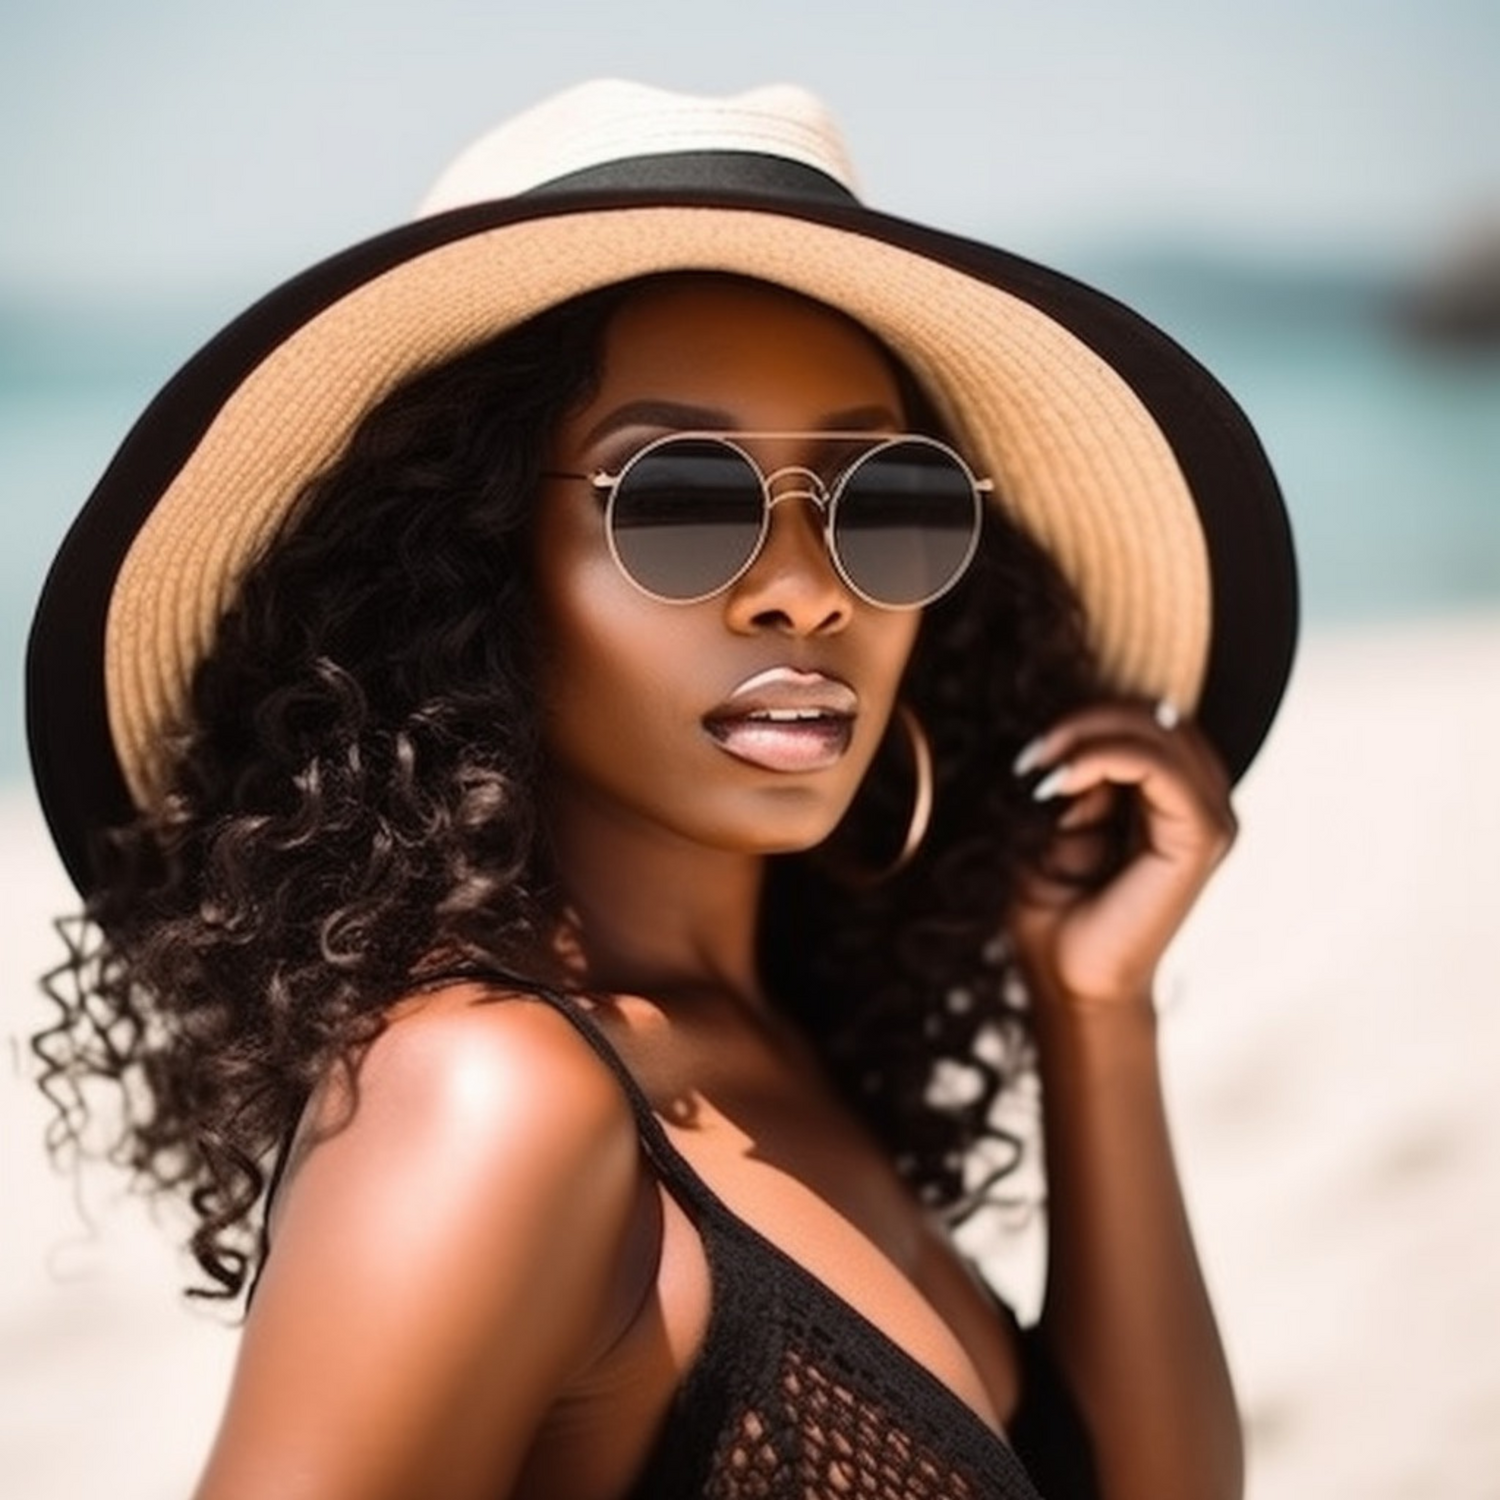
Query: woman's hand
1008 701 1237 1011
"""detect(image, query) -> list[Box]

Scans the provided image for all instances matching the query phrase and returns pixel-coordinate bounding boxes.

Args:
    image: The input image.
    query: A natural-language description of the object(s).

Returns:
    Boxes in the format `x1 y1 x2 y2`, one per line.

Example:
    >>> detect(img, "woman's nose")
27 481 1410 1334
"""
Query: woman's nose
722 491 854 637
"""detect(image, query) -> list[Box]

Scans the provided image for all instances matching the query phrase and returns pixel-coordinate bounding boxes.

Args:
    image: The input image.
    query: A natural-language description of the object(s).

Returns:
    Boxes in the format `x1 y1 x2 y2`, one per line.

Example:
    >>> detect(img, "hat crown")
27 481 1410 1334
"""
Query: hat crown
416 79 860 216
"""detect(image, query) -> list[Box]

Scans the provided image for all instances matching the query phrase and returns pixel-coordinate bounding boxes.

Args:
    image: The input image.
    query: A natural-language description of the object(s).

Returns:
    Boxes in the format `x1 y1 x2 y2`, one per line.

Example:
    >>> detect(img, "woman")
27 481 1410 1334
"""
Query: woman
28 82 1297 1500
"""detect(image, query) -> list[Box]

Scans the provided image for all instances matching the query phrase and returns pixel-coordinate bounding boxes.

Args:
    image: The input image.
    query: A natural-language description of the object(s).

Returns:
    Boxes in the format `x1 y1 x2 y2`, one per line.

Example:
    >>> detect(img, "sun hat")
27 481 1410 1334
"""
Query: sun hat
27 78 1297 895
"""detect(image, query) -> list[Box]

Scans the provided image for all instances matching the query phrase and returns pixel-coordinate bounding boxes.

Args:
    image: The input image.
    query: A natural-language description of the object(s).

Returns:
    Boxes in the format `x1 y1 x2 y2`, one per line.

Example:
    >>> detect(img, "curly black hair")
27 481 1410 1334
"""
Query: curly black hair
35 273 1104 1298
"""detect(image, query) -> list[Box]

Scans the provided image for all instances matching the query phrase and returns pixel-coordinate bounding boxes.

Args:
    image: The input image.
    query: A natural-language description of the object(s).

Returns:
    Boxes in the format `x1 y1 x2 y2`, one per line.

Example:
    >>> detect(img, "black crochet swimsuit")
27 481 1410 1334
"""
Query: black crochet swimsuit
258 985 1100 1499
531 990 1101 1500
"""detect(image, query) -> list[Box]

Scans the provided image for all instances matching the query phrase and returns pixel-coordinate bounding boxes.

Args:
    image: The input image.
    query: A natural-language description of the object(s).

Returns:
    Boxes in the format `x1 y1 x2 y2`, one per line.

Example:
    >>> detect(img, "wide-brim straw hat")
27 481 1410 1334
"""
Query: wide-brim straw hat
29 79 1297 895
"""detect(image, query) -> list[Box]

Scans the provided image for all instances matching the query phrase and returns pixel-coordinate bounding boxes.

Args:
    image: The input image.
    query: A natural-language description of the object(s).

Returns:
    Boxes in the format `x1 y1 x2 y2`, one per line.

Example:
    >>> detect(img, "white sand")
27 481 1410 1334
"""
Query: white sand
3 609 1497 1498
1159 609 1500 1498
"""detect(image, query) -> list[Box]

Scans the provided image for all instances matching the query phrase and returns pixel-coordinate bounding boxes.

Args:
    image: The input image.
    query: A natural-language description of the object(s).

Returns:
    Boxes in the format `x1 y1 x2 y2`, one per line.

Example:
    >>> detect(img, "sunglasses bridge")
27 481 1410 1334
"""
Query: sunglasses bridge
758 464 833 516
715 465 843 595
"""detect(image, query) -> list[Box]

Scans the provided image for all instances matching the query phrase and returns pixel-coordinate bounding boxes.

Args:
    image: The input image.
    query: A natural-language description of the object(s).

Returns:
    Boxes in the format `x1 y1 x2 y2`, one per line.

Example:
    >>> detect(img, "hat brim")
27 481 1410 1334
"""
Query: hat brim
27 186 1297 894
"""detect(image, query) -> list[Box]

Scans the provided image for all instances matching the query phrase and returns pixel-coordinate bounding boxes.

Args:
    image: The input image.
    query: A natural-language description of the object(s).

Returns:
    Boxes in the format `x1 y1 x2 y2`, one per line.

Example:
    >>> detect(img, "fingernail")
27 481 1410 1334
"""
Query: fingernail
1154 699 1181 731
1012 736 1048 776
1032 765 1071 802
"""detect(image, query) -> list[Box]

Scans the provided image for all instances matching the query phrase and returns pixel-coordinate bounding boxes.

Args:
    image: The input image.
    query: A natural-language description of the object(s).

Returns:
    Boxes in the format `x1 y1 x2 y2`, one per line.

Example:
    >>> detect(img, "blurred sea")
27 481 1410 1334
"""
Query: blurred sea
3 251 1498 787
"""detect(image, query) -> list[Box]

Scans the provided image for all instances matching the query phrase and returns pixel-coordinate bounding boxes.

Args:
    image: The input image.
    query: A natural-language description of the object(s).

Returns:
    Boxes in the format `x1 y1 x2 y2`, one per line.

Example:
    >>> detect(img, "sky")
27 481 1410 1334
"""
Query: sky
3 0 1498 301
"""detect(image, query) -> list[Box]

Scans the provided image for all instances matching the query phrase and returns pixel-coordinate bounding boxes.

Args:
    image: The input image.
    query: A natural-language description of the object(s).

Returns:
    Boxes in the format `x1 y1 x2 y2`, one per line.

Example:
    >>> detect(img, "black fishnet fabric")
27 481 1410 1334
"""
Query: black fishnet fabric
630 1208 1045 1500
528 993 1085 1500
706 1342 983 1500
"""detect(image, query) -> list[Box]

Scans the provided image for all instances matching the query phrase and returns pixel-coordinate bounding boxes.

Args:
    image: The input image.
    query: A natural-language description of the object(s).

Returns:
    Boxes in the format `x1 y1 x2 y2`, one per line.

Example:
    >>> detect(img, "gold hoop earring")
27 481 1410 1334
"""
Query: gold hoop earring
887 702 933 876
821 702 933 887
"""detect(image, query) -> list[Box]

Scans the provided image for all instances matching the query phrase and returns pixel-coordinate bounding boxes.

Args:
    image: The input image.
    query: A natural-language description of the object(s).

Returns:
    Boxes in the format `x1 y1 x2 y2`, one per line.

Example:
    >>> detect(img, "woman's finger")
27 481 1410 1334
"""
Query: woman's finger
1028 740 1237 866
1013 700 1227 793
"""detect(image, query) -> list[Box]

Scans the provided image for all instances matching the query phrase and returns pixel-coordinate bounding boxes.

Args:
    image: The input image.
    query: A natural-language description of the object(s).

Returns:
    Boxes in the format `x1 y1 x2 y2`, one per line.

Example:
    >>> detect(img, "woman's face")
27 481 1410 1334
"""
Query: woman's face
532 277 924 859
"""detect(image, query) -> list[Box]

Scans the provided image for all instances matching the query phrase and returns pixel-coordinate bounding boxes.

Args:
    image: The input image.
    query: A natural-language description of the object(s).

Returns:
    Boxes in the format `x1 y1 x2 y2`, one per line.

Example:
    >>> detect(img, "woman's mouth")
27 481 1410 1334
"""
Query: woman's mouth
704 668 859 773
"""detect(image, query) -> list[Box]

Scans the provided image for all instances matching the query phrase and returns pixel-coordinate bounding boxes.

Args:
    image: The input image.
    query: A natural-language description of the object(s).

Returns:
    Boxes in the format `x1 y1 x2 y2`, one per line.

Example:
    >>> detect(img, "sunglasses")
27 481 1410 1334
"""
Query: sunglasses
546 431 991 609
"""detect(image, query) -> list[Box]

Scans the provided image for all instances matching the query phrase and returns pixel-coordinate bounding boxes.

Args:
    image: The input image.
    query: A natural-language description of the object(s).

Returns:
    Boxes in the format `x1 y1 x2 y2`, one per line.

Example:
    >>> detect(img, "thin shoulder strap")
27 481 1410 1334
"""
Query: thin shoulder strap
520 986 721 1217
414 965 724 1215
407 965 688 1168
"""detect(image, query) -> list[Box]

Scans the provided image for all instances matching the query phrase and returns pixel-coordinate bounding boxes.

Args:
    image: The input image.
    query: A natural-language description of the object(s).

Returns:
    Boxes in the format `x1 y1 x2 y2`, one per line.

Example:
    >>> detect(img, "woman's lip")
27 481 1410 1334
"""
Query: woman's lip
704 668 859 773
705 714 855 773
709 666 859 720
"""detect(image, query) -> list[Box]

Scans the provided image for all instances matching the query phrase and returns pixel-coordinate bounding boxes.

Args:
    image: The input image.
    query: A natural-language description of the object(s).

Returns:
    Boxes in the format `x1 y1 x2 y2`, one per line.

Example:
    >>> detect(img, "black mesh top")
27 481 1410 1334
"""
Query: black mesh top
537 991 1101 1500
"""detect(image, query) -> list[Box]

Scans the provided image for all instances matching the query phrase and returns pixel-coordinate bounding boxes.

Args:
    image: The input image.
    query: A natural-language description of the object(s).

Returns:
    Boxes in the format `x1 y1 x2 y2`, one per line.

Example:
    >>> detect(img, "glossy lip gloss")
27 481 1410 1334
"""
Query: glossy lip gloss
703 667 858 773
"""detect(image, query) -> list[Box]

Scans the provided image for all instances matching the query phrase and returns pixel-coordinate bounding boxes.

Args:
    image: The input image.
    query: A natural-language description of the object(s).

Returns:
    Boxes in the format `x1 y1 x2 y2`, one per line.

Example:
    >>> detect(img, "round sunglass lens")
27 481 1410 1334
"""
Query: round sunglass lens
833 440 981 606
610 440 765 601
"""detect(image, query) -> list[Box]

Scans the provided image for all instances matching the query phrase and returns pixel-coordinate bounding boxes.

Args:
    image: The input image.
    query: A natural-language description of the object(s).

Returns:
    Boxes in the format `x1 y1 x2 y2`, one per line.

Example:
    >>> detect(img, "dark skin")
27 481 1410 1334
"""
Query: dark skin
193 281 1241 1500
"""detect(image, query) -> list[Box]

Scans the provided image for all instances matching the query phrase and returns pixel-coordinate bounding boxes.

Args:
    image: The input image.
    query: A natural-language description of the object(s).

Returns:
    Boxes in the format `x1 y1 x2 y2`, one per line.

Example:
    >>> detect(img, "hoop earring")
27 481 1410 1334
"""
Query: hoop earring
824 702 933 887
887 703 934 876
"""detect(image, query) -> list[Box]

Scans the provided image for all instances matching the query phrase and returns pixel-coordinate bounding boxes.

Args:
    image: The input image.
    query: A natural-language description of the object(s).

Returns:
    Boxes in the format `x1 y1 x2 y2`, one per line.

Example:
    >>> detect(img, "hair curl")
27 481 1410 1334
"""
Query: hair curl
35 274 1104 1298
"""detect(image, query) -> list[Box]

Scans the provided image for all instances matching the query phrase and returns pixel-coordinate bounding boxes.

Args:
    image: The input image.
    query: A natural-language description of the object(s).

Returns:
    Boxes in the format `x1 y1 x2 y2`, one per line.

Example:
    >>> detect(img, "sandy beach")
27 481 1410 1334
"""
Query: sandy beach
3 608 1498 1498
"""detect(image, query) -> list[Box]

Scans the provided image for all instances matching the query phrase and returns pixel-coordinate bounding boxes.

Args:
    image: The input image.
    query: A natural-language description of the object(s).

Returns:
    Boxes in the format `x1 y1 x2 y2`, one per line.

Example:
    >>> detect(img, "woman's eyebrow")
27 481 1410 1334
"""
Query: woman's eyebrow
818 403 904 432
580 399 737 447
578 400 905 449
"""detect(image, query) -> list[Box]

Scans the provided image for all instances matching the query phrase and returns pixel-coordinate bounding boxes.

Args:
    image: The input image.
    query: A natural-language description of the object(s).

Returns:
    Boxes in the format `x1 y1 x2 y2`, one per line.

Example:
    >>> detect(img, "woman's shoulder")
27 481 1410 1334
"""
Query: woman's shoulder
202 989 659 1492
287 982 642 1216
371 982 631 1120
260 983 650 1325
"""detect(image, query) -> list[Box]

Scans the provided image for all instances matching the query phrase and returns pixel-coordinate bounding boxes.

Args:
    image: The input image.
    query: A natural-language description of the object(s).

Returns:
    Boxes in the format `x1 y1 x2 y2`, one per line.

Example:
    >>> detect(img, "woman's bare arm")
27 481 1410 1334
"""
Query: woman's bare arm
193 991 645 1500
1009 704 1243 1500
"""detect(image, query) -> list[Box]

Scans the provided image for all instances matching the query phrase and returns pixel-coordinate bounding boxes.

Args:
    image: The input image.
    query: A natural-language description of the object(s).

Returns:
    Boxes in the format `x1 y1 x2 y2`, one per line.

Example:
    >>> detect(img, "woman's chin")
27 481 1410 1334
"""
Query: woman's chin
683 794 856 861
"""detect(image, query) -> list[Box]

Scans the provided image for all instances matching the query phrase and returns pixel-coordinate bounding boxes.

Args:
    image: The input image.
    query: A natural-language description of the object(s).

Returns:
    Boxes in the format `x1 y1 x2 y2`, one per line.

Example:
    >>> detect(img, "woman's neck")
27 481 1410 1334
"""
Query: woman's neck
543 783 771 1013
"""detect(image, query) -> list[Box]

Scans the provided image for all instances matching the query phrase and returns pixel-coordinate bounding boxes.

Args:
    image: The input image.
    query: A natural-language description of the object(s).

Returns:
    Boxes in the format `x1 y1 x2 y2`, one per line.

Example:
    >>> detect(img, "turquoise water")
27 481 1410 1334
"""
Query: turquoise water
1085 255 1500 619
3 261 1498 785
